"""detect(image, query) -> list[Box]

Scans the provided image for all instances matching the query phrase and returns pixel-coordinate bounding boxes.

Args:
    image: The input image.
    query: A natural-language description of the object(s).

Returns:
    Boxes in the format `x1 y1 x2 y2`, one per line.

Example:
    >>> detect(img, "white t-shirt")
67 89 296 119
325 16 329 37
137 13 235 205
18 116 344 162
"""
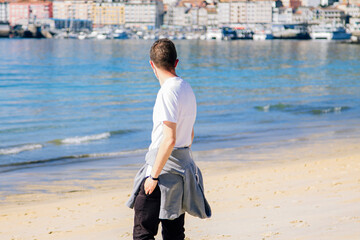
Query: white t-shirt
148 77 197 150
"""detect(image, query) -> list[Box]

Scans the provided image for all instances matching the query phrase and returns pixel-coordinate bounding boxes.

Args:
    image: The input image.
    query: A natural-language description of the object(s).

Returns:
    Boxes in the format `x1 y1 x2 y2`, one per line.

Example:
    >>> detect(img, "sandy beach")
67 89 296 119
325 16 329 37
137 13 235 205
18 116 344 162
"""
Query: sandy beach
1 137 360 240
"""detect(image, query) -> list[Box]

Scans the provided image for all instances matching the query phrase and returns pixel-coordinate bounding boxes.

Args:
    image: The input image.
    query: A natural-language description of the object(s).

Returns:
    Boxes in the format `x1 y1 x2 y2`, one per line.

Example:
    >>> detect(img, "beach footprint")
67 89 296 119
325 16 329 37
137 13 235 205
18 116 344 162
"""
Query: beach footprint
290 220 310 227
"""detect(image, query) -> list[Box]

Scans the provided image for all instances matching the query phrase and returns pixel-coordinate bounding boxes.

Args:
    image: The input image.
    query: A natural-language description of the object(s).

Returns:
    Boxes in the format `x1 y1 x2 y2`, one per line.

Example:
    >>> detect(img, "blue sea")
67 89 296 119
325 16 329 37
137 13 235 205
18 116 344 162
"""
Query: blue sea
1 39 360 181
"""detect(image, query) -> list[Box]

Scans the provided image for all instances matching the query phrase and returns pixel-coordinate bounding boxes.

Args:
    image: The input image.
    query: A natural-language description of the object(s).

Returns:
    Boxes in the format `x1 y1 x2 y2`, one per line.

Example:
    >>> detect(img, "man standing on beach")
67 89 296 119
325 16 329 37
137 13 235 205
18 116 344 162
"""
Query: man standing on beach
126 39 211 240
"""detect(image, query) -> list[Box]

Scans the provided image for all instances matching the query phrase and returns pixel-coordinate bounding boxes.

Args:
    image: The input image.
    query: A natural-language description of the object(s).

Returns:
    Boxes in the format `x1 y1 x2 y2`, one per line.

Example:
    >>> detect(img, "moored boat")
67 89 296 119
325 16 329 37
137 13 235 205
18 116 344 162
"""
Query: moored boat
272 24 310 40
206 28 222 40
253 30 273 40
310 24 351 40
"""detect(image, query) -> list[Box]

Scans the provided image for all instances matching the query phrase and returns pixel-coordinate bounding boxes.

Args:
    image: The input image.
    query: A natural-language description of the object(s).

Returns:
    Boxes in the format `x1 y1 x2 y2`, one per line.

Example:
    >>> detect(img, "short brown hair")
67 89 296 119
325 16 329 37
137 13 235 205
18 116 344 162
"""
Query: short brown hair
150 38 177 71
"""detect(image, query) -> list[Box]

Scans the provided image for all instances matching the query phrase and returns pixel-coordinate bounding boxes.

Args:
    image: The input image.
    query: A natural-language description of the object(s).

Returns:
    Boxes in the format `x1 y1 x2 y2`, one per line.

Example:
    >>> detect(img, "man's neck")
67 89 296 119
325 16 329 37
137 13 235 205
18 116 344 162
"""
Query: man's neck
158 70 178 86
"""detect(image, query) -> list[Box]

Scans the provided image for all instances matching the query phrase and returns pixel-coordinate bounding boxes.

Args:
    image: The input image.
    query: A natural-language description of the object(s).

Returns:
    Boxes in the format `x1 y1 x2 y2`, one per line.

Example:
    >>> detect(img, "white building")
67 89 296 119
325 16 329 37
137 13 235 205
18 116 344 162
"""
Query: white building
166 4 217 27
337 4 360 18
301 0 321 7
218 1 230 24
292 6 314 22
312 7 345 23
281 0 291 7
218 0 273 25
125 0 163 28
166 6 190 26
0 2 9 22
273 7 293 23
206 5 218 26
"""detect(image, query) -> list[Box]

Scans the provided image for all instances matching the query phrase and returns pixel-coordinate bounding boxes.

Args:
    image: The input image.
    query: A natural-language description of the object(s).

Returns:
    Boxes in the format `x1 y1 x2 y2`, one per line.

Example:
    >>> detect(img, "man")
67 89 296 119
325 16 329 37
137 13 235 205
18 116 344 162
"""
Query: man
126 39 211 240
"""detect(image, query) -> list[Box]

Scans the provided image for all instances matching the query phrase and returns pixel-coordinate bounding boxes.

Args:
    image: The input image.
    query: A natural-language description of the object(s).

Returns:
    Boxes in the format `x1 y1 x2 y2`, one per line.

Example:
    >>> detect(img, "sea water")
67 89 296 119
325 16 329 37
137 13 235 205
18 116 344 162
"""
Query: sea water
1 39 360 175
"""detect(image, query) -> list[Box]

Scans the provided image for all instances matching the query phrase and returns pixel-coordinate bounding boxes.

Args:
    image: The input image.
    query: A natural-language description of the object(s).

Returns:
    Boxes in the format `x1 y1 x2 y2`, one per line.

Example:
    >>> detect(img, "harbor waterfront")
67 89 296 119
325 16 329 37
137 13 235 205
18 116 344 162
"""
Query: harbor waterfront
1 39 360 195
1 22 359 42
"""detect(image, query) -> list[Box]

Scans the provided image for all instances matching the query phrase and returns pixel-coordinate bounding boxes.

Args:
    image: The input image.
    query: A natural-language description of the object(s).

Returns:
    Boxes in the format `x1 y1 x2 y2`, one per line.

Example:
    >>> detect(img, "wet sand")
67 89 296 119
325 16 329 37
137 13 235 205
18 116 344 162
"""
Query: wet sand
1 138 360 239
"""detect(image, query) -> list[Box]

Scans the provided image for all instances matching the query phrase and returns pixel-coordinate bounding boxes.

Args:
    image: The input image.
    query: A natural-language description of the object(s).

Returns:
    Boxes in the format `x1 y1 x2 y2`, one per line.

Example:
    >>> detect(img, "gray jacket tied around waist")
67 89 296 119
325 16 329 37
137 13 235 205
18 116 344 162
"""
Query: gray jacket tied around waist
126 148 212 220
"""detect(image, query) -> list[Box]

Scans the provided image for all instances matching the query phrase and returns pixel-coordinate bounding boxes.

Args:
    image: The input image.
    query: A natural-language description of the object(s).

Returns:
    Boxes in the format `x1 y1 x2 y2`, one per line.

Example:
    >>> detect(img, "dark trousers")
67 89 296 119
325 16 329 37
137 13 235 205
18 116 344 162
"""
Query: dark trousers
133 179 185 240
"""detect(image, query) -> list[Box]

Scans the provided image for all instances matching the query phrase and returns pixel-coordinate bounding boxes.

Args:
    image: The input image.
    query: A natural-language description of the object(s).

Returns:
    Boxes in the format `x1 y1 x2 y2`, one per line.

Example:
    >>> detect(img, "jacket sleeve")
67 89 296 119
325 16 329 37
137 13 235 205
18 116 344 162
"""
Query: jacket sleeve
182 163 212 219
126 164 147 209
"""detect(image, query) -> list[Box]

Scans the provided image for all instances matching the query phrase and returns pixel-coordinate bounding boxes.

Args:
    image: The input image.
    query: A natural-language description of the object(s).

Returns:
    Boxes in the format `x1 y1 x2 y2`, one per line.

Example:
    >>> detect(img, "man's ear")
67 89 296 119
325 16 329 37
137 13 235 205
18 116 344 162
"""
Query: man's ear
174 59 179 69
150 60 155 70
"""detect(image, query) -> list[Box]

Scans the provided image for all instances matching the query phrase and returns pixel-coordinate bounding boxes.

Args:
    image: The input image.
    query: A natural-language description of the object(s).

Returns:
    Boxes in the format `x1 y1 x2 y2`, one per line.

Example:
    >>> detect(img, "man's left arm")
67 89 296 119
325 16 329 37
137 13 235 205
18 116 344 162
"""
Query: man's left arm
144 121 176 195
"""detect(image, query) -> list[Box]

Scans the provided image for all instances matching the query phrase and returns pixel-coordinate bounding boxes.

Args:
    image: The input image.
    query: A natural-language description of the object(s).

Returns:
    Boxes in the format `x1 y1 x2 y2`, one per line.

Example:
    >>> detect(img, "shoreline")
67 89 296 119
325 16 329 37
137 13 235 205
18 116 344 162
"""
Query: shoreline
2 124 360 199
0 136 360 239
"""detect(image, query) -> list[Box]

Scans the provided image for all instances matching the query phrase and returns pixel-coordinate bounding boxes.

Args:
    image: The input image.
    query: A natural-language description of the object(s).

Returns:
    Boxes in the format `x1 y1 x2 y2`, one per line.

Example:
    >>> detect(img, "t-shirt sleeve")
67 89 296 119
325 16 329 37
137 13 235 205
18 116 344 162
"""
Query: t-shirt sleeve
157 89 178 123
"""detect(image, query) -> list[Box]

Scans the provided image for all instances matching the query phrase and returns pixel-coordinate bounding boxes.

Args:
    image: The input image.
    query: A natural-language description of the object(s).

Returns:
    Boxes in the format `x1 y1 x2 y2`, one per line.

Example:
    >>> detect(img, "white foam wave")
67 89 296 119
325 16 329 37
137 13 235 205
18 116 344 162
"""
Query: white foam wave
0 144 43 155
334 107 342 113
61 132 111 144
263 105 270 112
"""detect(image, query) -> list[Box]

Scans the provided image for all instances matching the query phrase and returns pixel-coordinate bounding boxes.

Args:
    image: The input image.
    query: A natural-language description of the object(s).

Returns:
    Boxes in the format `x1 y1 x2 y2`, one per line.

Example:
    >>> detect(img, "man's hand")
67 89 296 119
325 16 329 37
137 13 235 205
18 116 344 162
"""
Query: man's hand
144 177 158 195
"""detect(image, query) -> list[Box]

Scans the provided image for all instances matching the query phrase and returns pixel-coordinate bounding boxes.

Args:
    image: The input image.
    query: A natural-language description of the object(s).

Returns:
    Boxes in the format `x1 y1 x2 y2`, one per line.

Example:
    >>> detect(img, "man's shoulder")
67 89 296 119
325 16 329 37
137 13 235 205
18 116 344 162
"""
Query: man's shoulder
164 77 192 92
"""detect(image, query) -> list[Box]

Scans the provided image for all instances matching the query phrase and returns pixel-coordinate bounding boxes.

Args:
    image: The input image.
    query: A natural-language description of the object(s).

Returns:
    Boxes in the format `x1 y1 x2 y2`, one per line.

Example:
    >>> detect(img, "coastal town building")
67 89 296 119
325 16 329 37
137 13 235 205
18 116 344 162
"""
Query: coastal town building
292 6 345 23
93 2 125 27
164 0 213 27
272 7 293 23
165 6 193 26
312 6 345 22
206 5 218 26
348 0 360 5
124 0 163 28
281 0 291 7
0 1 9 22
337 4 360 18
218 0 273 25
53 0 125 27
8 1 52 26
53 0 93 21
292 6 314 22
289 0 301 9
301 0 321 7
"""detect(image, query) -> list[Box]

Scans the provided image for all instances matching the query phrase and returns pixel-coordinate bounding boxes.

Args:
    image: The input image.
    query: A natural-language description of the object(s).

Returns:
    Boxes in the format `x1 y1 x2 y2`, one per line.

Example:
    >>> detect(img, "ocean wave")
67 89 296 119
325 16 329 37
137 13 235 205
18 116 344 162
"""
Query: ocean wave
254 103 292 112
310 106 350 115
0 148 147 171
49 129 137 145
51 132 111 145
255 103 350 115
0 129 136 157
0 144 43 155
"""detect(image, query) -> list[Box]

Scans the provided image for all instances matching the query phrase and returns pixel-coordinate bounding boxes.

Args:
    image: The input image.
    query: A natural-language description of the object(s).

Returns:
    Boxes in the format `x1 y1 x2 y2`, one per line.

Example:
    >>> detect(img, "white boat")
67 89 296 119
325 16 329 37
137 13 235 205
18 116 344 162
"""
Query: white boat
310 24 351 40
253 30 273 40
253 33 266 40
199 34 206 40
272 24 310 39
96 33 107 40
112 29 128 39
78 32 87 40
87 31 98 39
348 21 360 43
176 33 186 40
206 28 222 40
